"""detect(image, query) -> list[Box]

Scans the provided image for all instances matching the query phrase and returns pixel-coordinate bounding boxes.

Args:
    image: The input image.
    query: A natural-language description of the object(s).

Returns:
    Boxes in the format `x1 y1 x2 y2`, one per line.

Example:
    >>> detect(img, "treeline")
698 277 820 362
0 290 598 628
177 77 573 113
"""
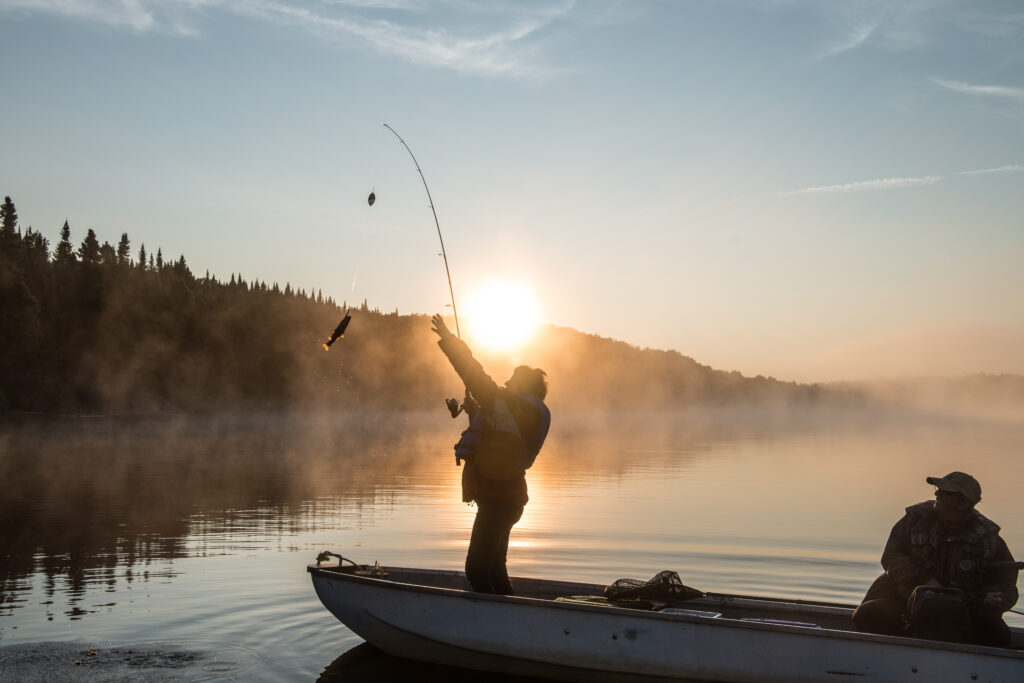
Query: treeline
0 196 456 413
1 196 843 416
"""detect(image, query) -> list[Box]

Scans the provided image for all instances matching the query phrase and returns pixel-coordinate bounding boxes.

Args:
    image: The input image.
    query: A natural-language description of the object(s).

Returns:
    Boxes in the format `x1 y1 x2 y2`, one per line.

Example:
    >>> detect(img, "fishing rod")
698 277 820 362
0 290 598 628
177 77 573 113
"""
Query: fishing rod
384 124 474 422
382 123 461 339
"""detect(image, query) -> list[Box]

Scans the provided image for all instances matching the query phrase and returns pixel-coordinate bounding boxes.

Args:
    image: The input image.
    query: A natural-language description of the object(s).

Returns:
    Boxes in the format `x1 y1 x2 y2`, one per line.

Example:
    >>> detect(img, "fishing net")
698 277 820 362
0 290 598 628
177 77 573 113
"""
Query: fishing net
603 570 703 602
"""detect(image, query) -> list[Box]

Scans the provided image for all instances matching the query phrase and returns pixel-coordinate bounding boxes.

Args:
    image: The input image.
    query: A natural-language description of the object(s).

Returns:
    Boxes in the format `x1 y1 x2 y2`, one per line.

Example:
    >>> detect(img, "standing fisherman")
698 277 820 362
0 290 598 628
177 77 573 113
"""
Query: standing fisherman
431 314 551 594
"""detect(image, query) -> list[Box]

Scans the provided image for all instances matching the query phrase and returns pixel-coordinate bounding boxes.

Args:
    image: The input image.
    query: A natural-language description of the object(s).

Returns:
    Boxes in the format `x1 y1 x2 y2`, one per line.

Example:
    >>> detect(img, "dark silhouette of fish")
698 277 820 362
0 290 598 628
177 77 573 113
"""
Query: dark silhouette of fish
323 311 352 350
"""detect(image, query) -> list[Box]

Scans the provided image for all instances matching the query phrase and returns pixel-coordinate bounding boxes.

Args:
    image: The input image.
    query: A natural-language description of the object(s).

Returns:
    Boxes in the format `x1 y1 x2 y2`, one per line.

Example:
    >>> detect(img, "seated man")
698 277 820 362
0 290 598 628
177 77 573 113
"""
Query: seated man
853 471 1019 646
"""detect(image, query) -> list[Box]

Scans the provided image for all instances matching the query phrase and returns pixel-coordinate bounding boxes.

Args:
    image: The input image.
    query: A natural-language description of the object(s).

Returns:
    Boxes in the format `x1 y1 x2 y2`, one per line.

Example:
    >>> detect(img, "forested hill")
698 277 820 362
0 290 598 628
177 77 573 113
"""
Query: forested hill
0 196 835 415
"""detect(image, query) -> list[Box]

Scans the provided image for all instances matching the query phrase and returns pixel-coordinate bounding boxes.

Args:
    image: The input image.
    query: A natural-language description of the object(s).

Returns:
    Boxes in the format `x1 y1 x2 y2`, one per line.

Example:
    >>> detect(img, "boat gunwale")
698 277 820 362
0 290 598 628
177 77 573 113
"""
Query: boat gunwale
308 564 1024 660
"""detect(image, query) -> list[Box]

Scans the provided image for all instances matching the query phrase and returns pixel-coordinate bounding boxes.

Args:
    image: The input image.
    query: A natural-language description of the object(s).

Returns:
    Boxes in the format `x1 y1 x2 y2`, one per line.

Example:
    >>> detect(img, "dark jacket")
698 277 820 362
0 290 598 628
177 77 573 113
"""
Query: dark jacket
882 501 1018 609
438 336 550 506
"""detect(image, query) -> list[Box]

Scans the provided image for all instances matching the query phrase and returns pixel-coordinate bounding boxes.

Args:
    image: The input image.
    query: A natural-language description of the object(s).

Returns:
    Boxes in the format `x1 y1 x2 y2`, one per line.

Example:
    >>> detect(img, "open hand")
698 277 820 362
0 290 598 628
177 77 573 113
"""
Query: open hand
431 314 454 340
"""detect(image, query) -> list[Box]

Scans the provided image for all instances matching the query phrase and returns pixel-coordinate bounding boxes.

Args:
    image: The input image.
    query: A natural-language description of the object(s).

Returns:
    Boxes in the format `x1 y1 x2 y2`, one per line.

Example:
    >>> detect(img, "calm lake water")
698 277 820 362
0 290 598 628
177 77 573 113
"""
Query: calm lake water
1 411 1022 680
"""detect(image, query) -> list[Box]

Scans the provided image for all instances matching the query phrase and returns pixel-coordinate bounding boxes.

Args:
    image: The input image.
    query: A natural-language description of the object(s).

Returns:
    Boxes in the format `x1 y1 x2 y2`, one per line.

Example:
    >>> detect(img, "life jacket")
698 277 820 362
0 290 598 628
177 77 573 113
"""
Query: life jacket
904 501 1003 597
455 395 550 504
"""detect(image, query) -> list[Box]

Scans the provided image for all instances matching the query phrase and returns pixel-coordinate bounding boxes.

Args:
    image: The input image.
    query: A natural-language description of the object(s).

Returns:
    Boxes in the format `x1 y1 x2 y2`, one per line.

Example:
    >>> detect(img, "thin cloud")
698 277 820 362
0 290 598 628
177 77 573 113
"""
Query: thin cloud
809 2 1024 62
932 78 1024 103
817 20 877 60
958 165 1024 176
0 0 573 77
1 0 158 31
779 175 942 197
234 0 564 77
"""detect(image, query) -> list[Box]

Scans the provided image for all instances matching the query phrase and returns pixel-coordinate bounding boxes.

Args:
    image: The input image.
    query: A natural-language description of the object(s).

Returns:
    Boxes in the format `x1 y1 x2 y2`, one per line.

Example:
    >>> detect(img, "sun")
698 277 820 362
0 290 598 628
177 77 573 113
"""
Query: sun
463 279 541 352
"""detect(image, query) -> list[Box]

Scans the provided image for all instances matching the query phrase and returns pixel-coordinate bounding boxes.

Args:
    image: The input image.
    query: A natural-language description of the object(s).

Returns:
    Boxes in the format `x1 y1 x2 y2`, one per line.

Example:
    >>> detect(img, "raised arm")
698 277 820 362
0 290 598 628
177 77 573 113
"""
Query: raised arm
431 314 500 410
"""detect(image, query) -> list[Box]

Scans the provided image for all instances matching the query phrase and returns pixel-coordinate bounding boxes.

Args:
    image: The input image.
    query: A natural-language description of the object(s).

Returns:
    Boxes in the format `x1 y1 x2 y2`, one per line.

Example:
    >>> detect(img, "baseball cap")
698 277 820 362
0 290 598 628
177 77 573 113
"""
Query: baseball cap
926 471 981 505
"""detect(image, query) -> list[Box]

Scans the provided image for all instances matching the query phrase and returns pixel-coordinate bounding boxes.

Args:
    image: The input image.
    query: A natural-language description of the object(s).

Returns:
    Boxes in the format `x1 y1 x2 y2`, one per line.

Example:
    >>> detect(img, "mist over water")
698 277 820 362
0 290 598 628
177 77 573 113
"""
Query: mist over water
1 411 1023 680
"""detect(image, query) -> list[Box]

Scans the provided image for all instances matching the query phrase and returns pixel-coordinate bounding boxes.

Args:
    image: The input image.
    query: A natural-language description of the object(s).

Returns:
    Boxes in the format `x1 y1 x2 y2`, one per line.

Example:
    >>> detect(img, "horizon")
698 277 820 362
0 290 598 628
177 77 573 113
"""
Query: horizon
2 1 1022 383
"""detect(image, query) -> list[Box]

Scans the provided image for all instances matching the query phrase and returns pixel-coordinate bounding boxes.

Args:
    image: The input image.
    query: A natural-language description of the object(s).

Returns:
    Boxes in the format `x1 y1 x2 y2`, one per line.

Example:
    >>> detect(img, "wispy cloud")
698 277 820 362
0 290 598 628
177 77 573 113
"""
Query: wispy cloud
957 164 1024 176
779 175 942 197
810 2 1024 62
808 1 935 62
1 0 159 31
816 20 877 60
234 0 569 77
932 78 1024 103
778 163 1022 198
0 0 574 77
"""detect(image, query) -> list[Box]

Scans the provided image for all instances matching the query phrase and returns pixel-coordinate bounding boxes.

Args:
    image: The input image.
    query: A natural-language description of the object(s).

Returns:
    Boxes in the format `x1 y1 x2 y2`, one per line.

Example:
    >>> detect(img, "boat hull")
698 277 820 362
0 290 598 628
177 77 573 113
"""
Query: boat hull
309 565 1024 682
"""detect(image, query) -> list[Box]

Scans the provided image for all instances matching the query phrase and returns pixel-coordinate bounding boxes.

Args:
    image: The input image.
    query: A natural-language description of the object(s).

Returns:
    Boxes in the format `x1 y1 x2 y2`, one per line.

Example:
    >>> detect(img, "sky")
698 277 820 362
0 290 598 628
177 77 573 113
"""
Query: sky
1 0 1022 383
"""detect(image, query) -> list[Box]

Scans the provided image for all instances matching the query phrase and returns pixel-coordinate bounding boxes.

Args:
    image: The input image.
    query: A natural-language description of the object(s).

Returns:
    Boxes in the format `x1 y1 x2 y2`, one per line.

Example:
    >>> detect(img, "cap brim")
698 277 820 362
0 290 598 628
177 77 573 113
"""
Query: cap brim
926 476 955 490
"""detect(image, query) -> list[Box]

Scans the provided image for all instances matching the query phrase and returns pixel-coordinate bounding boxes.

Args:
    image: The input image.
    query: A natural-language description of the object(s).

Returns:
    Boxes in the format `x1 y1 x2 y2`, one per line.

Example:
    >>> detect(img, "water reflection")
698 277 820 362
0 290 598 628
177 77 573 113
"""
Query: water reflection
1 411 1022 677
0 413 446 618
317 643 545 682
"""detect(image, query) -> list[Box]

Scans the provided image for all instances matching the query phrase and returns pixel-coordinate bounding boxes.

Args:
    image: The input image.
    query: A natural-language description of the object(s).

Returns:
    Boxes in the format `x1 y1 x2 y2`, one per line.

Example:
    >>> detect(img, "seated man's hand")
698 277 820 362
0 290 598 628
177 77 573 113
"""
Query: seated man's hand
984 592 1005 610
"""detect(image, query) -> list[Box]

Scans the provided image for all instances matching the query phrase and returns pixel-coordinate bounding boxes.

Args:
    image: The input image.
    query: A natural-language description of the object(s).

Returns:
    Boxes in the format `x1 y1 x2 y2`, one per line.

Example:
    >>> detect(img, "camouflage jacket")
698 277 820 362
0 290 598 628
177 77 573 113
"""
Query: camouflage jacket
881 501 1019 609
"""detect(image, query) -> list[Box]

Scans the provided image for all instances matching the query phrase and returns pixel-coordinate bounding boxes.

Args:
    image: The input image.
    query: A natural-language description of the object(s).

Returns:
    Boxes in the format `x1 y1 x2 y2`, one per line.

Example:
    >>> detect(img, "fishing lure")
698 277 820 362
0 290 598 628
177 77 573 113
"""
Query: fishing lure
367 190 375 206
323 310 352 350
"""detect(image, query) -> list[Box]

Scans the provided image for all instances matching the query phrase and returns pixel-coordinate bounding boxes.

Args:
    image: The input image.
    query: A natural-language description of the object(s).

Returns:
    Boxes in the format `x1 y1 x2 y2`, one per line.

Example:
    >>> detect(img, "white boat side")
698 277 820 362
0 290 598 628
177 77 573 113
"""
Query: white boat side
308 564 1024 683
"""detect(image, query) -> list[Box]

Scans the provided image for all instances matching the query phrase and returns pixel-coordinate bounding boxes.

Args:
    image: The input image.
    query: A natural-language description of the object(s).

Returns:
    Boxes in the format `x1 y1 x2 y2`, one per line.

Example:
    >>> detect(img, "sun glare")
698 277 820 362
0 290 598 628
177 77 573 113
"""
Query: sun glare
464 280 541 352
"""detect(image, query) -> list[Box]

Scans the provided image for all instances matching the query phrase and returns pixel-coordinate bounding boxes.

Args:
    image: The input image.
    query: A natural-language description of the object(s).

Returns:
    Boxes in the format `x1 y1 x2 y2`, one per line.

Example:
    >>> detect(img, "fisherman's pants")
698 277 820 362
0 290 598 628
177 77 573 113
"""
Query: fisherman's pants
853 573 1011 647
465 497 524 595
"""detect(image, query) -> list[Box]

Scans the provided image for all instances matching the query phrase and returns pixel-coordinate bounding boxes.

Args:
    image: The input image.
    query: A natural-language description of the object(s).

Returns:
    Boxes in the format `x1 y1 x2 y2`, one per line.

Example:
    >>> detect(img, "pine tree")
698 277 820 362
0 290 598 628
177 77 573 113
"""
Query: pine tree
55 220 75 264
117 233 131 265
155 248 163 270
23 228 49 267
0 196 19 266
0 196 17 236
78 228 101 264
173 255 190 279
99 241 116 266
137 244 147 270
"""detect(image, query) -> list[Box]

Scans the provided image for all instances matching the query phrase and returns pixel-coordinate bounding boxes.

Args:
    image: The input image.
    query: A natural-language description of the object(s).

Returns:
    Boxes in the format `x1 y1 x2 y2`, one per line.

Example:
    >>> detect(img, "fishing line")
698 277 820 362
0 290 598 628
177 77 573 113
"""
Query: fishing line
382 123 461 339
321 201 367 350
